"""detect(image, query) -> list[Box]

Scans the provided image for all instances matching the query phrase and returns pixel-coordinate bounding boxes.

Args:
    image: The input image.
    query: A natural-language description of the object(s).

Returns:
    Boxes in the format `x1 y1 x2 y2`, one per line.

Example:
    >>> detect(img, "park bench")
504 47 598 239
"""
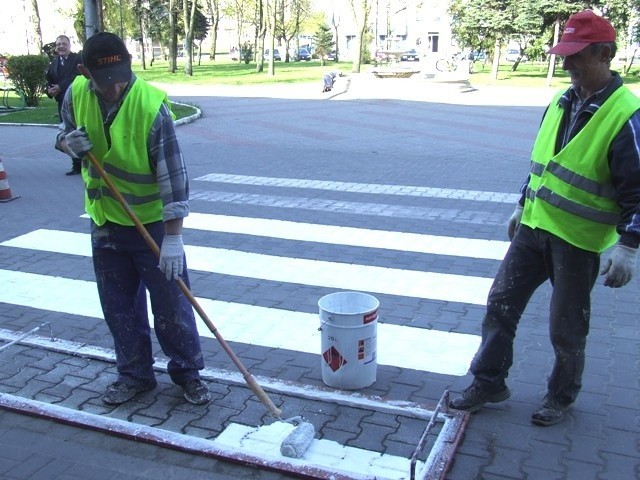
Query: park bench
0 85 26 110
371 70 420 79
0 61 26 111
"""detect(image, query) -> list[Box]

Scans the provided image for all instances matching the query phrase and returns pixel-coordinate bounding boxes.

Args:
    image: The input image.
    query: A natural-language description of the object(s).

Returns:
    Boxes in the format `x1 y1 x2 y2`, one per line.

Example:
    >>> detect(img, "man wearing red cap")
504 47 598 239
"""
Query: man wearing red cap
55 32 210 407
450 10 640 426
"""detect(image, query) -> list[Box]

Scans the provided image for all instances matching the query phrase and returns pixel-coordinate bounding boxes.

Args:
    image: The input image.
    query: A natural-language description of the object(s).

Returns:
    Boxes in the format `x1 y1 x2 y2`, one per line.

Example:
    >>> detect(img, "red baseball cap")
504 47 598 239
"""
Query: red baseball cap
547 10 616 56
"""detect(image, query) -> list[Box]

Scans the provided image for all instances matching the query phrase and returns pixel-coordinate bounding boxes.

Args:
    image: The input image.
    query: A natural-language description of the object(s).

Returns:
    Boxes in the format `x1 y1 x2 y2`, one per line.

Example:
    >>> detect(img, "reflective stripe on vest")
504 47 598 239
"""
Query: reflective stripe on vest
522 87 640 253
71 77 169 226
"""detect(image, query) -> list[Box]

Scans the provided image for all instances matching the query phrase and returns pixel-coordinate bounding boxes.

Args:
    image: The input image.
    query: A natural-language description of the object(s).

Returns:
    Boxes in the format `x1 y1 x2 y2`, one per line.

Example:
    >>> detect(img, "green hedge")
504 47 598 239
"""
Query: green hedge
6 55 49 107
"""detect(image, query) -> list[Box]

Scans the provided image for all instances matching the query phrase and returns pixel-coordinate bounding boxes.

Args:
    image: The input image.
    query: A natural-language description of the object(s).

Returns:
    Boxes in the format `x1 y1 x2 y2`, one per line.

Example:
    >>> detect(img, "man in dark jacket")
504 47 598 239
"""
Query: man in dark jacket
450 10 640 426
46 34 82 175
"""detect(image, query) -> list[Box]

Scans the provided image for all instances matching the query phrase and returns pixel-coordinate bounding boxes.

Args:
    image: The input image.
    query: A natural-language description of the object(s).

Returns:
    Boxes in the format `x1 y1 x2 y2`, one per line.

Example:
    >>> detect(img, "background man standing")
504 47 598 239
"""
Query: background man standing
46 34 82 175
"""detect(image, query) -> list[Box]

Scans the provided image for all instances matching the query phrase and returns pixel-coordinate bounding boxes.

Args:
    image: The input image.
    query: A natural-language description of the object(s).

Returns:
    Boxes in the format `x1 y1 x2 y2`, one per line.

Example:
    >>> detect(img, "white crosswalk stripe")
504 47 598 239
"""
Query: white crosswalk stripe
0 176 507 377
3 228 493 304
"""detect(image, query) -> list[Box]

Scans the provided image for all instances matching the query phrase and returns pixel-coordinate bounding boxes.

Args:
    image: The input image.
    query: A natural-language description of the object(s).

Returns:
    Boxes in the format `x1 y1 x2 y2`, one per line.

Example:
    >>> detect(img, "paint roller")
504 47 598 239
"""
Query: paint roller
279 416 316 458
85 150 316 459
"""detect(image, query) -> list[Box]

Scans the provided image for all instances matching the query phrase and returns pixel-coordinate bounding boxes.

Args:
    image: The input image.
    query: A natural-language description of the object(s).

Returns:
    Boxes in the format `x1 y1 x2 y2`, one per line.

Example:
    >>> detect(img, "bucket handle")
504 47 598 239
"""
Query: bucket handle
318 315 333 331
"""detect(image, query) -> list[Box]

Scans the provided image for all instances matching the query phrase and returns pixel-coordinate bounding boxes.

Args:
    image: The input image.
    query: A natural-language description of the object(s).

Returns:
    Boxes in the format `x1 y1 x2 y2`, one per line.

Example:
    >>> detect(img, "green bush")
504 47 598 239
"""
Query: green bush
241 42 253 64
6 54 49 107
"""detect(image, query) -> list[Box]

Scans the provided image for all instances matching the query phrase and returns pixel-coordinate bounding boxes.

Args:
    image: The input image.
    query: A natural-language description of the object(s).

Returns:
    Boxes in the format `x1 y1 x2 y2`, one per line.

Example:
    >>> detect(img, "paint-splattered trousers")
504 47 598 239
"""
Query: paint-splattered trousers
91 220 205 386
470 225 599 405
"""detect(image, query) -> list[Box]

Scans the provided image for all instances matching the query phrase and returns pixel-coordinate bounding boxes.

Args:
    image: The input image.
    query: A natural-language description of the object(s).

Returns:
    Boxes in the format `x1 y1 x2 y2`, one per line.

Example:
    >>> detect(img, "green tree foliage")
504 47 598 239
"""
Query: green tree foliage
193 7 211 62
6 55 49 107
314 22 333 66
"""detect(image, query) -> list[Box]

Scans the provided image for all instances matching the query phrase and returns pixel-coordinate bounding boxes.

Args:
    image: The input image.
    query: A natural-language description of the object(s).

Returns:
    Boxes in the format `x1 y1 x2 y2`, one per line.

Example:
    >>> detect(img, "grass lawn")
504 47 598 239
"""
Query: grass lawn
0 91 199 125
468 58 640 88
135 57 349 85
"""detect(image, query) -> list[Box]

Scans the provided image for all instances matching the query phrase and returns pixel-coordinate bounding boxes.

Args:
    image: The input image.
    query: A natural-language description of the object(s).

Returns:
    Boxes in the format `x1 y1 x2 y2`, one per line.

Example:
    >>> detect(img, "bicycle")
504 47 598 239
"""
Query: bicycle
435 56 459 72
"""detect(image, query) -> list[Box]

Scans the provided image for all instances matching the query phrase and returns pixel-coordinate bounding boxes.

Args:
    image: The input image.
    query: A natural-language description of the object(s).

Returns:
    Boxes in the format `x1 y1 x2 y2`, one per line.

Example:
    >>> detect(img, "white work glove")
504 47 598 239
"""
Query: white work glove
507 205 524 241
66 127 93 158
600 244 637 288
159 234 184 281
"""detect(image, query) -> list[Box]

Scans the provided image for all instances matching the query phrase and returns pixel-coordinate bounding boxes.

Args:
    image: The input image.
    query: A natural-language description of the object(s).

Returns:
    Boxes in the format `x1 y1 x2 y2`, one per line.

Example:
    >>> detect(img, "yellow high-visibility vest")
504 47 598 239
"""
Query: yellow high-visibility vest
71 76 170 226
522 87 640 253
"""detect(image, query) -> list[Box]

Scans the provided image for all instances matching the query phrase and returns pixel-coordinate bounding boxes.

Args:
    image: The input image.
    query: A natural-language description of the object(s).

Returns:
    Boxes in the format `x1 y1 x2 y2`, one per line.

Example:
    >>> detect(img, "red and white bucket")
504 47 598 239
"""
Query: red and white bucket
318 291 379 390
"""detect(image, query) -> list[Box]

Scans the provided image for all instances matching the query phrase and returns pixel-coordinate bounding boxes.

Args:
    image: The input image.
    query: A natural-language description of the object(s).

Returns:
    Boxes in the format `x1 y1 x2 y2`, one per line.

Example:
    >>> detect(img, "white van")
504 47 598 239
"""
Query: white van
505 48 527 62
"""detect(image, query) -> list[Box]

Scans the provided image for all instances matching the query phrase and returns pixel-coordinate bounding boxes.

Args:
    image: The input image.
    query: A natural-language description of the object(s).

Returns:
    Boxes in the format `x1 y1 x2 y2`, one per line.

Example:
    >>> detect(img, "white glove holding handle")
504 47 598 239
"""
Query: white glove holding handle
507 205 524 241
600 244 637 288
159 234 184 281
66 127 93 158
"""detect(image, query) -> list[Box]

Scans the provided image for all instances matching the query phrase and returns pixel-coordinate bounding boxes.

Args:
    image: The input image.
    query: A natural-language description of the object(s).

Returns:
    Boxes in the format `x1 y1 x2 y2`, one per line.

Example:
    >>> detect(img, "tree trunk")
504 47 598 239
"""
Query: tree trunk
183 0 196 76
546 18 561 87
490 38 500 80
30 0 43 53
349 0 369 73
268 0 276 76
168 0 177 73
623 48 636 75
205 0 220 60
138 9 146 70
256 0 266 72
210 17 219 60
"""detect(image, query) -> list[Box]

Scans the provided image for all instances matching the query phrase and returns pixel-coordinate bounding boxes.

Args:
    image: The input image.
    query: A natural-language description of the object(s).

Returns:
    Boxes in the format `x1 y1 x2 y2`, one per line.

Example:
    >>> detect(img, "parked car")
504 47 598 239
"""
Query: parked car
326 50 337 61
264 48 282 61
401 49 419 61
296 48 312 61
470 50 486 61
505 48 527 62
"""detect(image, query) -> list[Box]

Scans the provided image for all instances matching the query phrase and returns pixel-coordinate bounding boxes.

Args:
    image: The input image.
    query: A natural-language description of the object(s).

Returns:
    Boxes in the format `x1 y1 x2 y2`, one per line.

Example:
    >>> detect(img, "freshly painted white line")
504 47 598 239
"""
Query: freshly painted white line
80 213 509 259
0 269 478 375
1 229 493 305
185 213 509 260
215 421 426 478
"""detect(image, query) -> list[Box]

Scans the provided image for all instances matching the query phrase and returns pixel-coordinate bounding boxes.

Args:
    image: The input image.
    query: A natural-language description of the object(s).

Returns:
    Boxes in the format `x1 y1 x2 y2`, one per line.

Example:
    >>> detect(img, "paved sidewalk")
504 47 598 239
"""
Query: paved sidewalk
0 78 638 480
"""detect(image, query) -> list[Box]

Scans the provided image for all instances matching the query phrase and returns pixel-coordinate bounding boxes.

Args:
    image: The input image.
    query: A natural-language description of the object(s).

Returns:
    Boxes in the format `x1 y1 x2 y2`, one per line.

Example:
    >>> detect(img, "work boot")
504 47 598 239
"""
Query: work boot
180 378 211 405
531 396 571 426
450 382 510 412
103 380 157 405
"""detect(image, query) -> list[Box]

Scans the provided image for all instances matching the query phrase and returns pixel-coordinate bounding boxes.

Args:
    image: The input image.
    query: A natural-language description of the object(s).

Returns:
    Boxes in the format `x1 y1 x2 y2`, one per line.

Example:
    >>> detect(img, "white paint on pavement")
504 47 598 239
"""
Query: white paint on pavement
215 421 425 479
0 269 479 375
185 213 509 260
1 229 493 305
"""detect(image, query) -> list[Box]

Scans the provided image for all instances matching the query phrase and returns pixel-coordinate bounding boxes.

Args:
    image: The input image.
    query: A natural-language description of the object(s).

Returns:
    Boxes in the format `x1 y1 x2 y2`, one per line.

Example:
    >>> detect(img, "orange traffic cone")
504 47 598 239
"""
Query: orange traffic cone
0 157 19 203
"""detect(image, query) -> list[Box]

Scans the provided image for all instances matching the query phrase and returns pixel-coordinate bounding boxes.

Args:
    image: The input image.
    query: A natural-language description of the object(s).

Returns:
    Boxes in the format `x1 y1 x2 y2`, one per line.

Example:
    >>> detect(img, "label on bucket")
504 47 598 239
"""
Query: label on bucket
363 310 378 324
358 337 376 364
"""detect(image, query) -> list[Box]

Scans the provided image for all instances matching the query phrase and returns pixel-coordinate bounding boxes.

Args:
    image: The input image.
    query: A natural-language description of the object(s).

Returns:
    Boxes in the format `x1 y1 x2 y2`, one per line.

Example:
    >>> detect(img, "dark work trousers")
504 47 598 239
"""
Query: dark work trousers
56 105 81 171
91 220 205 386
470 225 600 405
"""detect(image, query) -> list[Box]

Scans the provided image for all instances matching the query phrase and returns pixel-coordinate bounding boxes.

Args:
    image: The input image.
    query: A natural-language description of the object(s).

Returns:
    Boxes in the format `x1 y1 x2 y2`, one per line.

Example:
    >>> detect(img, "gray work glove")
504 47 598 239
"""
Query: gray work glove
600 244 638 288
159 234 184 281
66 127 92 158
507 205 524 241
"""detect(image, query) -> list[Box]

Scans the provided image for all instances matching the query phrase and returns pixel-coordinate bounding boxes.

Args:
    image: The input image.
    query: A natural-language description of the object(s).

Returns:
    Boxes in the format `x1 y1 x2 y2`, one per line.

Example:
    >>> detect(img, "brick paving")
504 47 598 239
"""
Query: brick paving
0 73 638 479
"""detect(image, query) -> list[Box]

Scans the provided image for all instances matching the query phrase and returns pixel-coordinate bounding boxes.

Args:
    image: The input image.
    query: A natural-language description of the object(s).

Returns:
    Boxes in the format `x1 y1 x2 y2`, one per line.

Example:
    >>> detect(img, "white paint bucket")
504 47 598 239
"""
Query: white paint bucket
318 291 379 390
